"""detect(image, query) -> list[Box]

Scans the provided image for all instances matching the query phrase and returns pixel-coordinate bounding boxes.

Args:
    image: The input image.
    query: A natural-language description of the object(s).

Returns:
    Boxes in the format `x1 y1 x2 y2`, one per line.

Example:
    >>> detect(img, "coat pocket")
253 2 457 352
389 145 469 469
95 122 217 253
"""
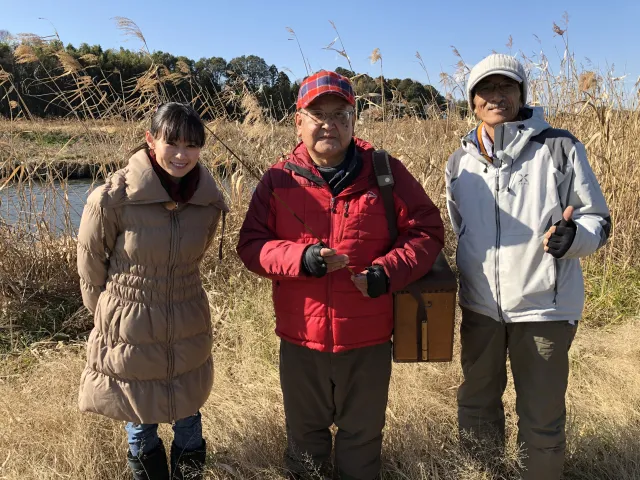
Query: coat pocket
455 226 487 281
455 227 496 309
455 226 466 281
499 235 556 311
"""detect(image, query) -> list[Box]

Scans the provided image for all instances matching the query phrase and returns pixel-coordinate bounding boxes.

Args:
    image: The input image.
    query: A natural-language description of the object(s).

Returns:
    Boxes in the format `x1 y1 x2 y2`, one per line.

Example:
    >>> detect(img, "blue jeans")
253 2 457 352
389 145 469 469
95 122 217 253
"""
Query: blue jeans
125 411 203 457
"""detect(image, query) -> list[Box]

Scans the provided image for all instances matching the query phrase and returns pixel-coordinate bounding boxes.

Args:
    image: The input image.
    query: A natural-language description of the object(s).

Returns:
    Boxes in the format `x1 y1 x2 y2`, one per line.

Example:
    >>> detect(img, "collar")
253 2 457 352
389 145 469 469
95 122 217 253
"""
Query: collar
124 150 228 211
285 137 375 196
462 107 551 166
476 123 493 163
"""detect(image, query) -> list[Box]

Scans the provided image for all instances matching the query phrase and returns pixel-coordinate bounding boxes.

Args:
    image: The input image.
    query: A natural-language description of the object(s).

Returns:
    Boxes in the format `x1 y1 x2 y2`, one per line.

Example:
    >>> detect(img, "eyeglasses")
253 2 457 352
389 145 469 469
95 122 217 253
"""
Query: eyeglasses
475 81 521 96
300 109 355 125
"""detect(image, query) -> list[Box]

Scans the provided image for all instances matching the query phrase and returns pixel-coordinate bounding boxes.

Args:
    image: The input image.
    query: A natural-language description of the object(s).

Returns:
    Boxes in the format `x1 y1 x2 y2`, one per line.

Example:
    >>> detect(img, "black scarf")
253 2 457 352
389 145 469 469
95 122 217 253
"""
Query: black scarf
316 140 361 196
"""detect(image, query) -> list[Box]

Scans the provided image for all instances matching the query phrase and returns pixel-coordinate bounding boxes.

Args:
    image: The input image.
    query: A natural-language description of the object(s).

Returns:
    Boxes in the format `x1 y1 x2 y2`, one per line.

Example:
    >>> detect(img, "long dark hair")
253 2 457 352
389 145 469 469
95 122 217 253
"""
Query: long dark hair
130 102 206 156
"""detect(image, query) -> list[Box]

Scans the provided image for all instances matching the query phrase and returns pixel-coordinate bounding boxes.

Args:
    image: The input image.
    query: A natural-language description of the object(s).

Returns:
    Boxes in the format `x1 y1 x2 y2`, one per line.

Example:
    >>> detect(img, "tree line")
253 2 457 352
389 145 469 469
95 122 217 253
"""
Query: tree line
0 31 459 121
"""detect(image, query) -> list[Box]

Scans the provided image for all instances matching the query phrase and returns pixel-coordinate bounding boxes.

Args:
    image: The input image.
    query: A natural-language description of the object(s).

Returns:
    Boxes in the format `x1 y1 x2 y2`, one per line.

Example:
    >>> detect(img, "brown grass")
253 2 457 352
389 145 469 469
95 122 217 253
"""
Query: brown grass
1 292 639 479
0 18 639 480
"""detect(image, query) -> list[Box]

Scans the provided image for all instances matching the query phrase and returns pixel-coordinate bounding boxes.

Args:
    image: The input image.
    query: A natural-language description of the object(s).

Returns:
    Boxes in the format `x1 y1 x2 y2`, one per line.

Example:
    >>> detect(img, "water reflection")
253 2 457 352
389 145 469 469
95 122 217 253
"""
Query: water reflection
0 180 97 234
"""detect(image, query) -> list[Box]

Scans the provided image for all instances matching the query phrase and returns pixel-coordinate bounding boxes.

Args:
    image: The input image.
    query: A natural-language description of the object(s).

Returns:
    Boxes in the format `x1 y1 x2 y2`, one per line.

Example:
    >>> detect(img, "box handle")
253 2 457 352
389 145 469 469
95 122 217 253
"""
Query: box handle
421 300 432 360
409 283 432 361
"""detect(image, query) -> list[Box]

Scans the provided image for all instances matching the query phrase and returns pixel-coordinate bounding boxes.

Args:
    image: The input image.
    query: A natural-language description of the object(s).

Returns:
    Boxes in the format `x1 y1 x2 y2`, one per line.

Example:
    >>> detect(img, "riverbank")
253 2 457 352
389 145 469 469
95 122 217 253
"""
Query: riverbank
0 119 247 182
0 119 128 181
1 160 112 181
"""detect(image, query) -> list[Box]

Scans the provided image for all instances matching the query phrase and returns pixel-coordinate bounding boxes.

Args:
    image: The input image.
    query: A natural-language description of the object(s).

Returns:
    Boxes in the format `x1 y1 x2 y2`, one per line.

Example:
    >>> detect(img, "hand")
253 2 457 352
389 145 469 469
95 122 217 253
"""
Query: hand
321 248 350 273
351 265 389 298
302 243 349 278
351 271 369 297
544 206 577 259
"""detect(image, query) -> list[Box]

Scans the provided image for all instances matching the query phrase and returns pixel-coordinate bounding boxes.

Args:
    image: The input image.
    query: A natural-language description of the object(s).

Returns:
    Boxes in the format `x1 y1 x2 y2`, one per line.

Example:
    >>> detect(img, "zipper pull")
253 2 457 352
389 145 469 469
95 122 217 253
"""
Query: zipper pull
330 197 336 213
343 201 350 218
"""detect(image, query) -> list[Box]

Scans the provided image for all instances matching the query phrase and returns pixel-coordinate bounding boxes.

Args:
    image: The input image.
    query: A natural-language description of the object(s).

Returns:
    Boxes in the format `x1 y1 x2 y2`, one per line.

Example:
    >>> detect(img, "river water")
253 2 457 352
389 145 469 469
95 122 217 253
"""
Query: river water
0 179 95 234
0 175 233 235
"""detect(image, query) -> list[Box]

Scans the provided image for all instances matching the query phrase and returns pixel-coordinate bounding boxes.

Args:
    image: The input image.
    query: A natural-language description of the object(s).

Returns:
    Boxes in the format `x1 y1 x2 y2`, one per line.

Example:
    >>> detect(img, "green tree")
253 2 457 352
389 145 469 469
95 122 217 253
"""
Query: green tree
270 70 294 118
227 55 270 90
387 78 402 90
0 38 450 121
335 67 355 78
195 56 227 88
151 51 178 70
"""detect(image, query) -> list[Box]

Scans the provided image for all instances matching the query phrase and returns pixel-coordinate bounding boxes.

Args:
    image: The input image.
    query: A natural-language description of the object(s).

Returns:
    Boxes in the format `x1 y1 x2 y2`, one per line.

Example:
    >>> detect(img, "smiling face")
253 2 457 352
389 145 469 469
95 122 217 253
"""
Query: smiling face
295 95 355 167
144 103 206 181
473 74 523 127
145 131 201 181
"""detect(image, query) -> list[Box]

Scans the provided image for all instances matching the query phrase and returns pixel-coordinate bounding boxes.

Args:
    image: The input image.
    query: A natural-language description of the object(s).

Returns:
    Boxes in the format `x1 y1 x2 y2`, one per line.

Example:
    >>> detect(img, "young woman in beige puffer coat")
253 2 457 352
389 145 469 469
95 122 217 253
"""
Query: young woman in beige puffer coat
76 103 228 480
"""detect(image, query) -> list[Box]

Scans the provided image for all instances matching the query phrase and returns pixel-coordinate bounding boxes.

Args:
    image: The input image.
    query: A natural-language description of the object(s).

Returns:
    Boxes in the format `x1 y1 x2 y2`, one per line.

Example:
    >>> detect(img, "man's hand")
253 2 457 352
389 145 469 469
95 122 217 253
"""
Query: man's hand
351 265 389 298
544 206 577 259
351 271 369 297
302 243 349 278
321 248 350 273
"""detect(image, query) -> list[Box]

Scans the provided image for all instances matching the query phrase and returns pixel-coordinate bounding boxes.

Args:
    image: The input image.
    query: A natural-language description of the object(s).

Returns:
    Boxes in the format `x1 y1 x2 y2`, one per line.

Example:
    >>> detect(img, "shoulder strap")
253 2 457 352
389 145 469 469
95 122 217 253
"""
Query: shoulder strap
218 211 226 261
372 149 398 245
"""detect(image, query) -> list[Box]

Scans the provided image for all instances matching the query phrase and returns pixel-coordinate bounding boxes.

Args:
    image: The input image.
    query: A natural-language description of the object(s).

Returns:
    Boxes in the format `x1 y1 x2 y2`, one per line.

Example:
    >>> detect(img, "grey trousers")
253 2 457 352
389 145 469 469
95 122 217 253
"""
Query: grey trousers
457 307 578 480
279 339 392 480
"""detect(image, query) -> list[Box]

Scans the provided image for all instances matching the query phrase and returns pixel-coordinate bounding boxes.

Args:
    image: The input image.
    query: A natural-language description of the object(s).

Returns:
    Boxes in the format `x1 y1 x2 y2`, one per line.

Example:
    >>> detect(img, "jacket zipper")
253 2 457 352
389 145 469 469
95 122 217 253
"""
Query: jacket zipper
336 200 350 243
553 259 558 304
493 126 505 323
327 196 336 348
167 209 179 420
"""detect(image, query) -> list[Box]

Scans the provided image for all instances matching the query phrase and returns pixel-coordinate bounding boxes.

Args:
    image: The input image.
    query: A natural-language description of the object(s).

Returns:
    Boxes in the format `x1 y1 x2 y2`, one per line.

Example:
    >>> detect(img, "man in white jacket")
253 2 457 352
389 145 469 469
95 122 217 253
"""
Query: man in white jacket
446 54 610 479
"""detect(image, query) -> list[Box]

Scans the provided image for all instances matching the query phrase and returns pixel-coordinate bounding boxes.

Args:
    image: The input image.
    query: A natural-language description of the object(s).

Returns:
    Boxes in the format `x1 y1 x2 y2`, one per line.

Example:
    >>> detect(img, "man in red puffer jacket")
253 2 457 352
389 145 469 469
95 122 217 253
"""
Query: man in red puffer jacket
237 70 444 480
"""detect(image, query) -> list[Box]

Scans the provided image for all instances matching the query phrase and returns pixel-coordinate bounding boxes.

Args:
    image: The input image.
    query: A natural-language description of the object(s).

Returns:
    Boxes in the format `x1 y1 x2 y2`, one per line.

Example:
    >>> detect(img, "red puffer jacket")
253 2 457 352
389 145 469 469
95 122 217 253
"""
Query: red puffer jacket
237 138 444 353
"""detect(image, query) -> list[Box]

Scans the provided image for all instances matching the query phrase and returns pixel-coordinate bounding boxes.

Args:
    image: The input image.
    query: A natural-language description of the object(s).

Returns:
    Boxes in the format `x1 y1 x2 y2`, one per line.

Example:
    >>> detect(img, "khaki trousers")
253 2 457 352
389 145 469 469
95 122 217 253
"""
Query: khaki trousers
457 308 577 480
279 340 391 480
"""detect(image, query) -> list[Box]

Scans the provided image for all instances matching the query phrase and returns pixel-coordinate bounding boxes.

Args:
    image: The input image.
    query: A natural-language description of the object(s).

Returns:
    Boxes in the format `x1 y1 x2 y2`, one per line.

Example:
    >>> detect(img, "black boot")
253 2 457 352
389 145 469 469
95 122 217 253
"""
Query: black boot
127 440 170 480
171 439 206 480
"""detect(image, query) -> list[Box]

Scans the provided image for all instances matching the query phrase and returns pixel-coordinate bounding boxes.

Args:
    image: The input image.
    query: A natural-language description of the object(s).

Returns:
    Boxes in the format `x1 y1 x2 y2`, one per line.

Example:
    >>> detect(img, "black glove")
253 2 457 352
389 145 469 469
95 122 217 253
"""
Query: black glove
301 243 327 278
365 265 389 298
546 217 577 259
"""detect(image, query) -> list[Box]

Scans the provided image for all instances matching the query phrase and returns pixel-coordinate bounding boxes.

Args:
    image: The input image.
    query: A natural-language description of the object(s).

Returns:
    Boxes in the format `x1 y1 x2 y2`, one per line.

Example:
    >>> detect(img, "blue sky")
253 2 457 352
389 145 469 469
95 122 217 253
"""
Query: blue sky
3 0 638 91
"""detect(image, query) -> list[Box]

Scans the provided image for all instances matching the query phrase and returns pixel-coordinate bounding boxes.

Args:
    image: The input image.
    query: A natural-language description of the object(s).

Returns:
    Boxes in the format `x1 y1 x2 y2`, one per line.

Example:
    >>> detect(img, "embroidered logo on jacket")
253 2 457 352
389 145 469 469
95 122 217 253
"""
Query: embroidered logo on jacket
517 173 529 185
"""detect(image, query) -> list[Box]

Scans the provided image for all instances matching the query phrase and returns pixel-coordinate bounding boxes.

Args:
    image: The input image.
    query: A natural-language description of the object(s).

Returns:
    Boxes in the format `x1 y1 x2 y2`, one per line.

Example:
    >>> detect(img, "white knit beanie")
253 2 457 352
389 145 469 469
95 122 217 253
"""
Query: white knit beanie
466 54 527 108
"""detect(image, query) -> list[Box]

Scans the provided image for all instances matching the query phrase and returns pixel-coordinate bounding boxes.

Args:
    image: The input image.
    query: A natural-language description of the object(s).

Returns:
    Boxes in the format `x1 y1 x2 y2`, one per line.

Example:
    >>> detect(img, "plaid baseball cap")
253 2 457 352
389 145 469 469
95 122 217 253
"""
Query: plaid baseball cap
297 70 355 109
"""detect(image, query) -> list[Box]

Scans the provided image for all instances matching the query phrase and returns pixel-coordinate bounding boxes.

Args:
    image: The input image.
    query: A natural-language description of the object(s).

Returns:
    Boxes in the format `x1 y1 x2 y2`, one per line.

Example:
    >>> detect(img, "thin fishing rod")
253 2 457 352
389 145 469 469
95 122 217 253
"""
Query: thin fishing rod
204 123 356 276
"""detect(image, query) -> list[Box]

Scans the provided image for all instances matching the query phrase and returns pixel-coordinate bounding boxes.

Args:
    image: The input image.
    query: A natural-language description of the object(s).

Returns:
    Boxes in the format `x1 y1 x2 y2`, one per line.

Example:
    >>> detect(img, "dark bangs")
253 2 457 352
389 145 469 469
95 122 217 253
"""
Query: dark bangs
151 103 206 147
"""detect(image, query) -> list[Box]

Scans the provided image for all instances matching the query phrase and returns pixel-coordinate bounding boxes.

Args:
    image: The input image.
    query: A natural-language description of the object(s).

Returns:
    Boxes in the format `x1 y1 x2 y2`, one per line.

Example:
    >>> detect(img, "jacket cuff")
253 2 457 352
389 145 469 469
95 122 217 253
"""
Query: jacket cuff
262 241 310 277
80 280 102 315
563 221 599 259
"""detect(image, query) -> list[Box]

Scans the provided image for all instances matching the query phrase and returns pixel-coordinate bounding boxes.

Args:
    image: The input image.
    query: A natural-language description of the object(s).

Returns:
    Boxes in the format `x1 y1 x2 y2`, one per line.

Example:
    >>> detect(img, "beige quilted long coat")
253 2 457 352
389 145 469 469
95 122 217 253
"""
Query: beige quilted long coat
77 150 228 424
